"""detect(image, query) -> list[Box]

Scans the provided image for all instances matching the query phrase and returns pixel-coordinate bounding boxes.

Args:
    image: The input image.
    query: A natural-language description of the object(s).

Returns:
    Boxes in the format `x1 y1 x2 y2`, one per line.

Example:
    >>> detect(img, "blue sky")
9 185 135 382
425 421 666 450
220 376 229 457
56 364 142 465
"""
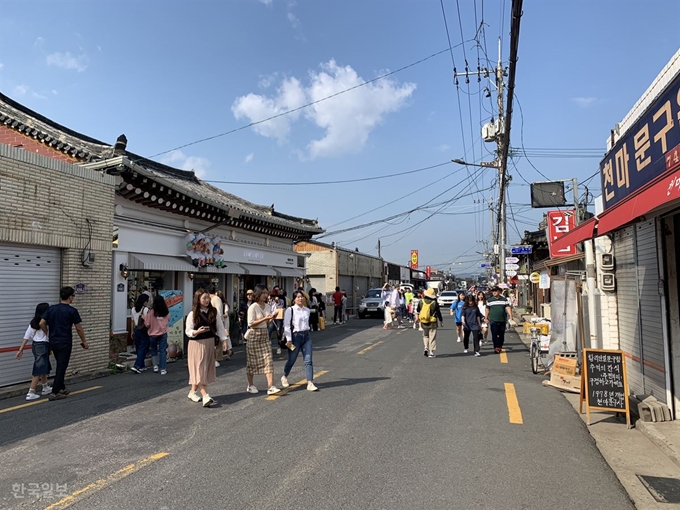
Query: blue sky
1 0 678 275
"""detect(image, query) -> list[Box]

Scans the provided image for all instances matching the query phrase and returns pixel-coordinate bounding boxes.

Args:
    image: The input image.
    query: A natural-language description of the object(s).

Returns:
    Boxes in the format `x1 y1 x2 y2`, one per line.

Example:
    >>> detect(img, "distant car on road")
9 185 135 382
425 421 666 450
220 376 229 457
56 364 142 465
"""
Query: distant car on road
437 290 458 308
358 288 386 319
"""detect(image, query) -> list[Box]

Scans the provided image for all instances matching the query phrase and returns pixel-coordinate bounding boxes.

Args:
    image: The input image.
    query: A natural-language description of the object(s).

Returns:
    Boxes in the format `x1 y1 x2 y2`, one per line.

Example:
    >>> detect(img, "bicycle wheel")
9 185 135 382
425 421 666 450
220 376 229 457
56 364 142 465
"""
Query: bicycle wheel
530 343 539 374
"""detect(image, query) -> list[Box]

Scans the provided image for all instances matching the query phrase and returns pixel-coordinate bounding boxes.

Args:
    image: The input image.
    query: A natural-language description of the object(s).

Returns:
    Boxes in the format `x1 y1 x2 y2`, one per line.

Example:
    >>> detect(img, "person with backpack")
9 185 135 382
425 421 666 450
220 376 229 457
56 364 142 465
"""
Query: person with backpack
130 294 150 374
461 295 483 356
416 288 443 358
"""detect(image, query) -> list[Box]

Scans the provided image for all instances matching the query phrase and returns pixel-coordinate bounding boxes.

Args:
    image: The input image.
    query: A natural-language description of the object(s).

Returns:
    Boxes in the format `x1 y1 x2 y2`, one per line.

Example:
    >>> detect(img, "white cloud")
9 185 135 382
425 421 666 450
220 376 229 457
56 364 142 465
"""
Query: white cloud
232 77 307 142
13 85 28 96
245 153 254 163
258 72 278 89
34 37 45 48
160 150 211 178
259 0 273 5
46 51 88 72
287 11 301 29
32 91 47 100
439 144 451 152
0 63 4 71
571 97 597 108
232 60 416 159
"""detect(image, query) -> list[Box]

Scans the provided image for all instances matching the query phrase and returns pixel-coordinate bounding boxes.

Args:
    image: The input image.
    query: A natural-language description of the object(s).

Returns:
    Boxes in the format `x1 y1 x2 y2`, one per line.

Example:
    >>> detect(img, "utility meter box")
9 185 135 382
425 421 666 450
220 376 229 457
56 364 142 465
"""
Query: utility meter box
600 253 615 271
601 273 616 292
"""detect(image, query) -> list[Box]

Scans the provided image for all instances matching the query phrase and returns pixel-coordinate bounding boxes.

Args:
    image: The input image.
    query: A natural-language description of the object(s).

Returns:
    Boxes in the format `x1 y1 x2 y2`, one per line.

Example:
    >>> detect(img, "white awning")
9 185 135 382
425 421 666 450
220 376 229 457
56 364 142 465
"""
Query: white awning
199 263 246 275
239 263 277 276
273 266 304 278
128 253 196 272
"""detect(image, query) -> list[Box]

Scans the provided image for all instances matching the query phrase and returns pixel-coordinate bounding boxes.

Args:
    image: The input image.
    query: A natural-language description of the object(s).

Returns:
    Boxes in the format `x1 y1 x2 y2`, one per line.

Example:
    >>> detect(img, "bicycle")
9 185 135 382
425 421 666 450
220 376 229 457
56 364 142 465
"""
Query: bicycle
529 319 549 374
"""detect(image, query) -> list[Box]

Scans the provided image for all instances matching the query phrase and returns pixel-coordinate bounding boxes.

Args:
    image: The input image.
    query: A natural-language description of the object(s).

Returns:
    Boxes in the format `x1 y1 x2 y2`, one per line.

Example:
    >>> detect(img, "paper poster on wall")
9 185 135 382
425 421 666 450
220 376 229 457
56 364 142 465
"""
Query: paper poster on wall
158 290 183 347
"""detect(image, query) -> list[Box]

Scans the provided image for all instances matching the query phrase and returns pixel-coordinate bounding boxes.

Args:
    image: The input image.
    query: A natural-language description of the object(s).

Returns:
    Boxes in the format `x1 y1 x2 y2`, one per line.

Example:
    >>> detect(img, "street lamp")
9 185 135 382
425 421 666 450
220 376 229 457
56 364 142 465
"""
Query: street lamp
451 158 499 168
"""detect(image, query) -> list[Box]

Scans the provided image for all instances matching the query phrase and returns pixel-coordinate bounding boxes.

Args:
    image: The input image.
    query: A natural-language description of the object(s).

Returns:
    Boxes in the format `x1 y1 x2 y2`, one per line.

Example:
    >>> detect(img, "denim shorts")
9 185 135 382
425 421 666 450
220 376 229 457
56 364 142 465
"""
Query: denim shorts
32 342 52 376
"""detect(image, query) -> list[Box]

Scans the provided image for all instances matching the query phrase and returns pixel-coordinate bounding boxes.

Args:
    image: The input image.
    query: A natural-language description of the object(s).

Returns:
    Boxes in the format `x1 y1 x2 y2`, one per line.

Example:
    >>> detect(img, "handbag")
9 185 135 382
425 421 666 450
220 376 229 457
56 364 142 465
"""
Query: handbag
319 316 325 330
244 328 253 341
135 307 147 332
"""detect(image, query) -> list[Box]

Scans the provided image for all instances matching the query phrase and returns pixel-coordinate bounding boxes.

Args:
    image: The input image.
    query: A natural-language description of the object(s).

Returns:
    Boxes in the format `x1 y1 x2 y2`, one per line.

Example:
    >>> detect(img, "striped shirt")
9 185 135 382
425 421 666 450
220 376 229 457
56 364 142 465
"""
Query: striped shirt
486 295 510 322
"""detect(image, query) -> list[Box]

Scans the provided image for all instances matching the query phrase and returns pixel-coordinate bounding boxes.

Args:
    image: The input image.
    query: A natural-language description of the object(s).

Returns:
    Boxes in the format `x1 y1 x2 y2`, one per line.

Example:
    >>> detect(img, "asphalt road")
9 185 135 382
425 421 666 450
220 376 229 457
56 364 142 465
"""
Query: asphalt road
0 319 634 510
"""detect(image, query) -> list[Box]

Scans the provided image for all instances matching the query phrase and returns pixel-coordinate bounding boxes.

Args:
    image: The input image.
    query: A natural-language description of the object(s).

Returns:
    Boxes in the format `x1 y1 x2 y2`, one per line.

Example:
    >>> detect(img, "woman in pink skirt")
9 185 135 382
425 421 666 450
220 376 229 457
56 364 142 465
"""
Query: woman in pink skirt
185 291 228 407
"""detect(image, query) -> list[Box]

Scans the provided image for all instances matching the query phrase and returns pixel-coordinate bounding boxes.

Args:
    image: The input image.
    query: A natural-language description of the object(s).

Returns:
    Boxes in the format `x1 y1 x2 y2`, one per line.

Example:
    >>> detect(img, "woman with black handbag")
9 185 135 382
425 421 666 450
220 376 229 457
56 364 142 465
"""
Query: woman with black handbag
185 291 228 407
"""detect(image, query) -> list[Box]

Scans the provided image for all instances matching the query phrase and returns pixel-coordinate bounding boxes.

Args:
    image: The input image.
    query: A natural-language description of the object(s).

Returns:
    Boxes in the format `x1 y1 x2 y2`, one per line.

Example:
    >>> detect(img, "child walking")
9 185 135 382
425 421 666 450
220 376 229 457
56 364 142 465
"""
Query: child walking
383 301 393 330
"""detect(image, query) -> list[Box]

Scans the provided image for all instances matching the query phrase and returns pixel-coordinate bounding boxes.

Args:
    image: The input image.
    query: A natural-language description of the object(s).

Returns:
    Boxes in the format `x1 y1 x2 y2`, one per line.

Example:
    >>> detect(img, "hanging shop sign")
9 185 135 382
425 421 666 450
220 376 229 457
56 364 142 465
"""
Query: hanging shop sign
547 209 577 258
185 233 226 268
410 250 419 269
601 74 680 210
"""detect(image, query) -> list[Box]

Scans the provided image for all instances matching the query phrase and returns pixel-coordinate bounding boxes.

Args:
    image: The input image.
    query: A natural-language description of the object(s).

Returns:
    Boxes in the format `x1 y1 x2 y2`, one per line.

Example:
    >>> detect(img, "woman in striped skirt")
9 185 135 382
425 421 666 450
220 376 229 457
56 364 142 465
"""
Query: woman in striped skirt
246 284 280 395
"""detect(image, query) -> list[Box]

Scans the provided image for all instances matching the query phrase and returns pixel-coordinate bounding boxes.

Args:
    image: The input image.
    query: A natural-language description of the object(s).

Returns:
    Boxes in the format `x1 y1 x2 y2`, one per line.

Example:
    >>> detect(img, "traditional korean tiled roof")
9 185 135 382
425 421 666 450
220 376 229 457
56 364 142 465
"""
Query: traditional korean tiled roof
0 92 322 236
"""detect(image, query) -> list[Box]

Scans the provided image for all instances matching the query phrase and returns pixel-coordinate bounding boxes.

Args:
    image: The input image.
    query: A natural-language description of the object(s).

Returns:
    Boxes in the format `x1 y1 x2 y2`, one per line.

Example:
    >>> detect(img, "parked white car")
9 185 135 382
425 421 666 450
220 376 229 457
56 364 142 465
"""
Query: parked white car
437 290 458 308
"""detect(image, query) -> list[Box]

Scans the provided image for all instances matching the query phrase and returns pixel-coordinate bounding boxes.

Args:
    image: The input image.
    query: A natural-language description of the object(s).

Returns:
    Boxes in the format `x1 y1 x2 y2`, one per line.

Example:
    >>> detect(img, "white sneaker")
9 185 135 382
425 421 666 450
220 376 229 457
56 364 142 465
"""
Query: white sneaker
41 385 52 395
428 353 436 358
307 382 319 392
281 375 290 388
215 361 221 368
202 394 214 407
26 390 40 401
456 338 461 343
267 386 281 395
276 348 282 355
246 385 259 394
153 365 159 373
474 352 482 357
398 325 405 329
463 349 468 354
188 391 201 402
160 369 167 375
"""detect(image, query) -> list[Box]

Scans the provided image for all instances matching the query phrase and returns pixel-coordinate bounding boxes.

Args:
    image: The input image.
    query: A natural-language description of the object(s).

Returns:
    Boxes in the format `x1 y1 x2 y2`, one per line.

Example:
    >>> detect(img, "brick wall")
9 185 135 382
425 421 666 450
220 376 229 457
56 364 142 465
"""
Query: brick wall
0 125 77 163
0 144 115 375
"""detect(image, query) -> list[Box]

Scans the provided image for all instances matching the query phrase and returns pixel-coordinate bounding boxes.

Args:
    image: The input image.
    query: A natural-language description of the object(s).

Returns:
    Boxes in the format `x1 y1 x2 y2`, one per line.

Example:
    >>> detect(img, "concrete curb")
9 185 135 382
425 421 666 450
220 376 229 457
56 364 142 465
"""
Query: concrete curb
636 420 680 470
0 369 112 401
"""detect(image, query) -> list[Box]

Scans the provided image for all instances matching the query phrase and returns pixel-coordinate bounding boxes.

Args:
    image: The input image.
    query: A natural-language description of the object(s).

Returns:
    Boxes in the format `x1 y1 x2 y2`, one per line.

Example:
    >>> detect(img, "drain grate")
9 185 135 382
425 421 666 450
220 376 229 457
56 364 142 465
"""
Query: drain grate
637 475 680 503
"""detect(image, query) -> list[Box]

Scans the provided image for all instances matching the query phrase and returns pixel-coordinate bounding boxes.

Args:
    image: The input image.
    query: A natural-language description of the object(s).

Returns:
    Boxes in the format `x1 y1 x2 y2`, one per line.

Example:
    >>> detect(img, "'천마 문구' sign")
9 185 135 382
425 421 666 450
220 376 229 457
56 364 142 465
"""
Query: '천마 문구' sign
600 74 680 211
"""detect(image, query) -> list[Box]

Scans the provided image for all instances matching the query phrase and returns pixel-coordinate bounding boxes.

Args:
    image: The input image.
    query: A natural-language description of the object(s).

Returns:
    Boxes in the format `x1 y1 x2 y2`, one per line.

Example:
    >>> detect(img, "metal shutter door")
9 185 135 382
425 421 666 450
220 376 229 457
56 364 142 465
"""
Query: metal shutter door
636 221 667 403
615 227 644 396
0 244 61 387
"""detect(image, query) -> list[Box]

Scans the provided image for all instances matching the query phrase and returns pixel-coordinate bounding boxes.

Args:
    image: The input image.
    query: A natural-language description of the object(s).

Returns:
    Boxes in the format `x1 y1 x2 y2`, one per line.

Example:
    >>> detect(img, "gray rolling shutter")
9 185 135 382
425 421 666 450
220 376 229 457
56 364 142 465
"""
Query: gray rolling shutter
615 227 644 396
636 220 667 403
0 244 61 387
339 275 354 309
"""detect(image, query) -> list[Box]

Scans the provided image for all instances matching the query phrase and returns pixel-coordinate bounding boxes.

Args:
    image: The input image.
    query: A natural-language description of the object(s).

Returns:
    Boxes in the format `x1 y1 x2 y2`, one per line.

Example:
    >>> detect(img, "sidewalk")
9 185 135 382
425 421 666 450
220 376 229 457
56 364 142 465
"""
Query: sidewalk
512 326 680 508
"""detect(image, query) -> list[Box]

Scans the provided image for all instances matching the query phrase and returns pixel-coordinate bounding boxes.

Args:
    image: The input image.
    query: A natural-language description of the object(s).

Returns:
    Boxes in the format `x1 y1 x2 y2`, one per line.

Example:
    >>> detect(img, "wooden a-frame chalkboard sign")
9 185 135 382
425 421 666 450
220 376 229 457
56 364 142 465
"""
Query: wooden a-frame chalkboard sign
579 348 631 428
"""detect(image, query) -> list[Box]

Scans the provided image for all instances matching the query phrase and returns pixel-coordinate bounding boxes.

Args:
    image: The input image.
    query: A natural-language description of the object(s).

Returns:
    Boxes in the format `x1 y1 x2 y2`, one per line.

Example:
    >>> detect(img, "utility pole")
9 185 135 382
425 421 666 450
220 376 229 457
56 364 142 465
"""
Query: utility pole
495 36 507 286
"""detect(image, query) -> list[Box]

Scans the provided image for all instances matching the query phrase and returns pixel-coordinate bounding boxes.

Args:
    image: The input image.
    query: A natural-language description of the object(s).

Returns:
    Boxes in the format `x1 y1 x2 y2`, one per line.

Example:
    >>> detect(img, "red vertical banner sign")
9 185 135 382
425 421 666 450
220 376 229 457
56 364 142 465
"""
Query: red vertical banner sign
410 250 419 269
547 209 577 258
426 266 431 279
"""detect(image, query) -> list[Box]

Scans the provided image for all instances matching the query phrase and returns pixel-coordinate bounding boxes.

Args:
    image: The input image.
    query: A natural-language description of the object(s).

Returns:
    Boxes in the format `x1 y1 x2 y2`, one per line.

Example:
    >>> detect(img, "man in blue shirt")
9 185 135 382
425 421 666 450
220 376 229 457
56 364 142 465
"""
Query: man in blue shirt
40 286 89 400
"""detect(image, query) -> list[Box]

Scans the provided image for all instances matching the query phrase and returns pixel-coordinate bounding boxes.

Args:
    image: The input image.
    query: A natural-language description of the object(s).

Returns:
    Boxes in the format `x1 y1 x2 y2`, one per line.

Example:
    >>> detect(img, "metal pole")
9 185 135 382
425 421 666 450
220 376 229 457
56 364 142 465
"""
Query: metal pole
496 37 507 286
572 177 579 225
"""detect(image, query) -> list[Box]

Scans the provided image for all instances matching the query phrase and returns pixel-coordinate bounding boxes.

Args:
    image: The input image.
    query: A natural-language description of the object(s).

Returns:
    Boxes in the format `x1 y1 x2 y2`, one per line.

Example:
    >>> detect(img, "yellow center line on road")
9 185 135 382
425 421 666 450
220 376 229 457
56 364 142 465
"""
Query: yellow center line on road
0 386 103 414
43 451 169 510
358 340 384 354
499 351 508 364
266 370 329 401
504 383 524 424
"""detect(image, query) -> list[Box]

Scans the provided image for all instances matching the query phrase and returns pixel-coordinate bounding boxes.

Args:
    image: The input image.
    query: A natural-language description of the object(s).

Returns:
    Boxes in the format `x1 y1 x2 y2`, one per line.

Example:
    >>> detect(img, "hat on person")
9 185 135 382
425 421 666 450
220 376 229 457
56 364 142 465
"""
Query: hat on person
425 288 436 298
